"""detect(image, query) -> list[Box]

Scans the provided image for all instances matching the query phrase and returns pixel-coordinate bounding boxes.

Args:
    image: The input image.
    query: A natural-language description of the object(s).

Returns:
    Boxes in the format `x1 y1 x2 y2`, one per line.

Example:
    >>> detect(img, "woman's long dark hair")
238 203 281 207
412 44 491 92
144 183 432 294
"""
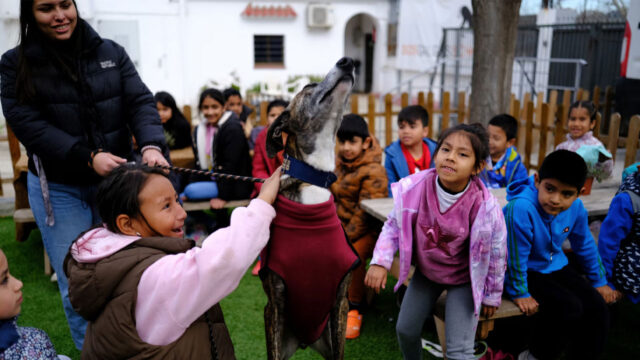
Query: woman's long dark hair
16 0 81 103
155 91 188 125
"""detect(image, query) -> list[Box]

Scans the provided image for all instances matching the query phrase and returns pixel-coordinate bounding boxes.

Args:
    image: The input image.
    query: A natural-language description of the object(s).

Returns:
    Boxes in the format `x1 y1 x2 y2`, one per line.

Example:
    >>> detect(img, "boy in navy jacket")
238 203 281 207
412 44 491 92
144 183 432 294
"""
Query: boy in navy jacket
503 150 616 360
384 105 436 196
598 170 640 304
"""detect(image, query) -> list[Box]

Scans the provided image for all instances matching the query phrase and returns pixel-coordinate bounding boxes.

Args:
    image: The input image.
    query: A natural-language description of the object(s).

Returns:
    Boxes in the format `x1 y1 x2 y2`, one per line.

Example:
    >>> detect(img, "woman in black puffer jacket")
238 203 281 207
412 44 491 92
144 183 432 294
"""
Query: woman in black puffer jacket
0 0 168 350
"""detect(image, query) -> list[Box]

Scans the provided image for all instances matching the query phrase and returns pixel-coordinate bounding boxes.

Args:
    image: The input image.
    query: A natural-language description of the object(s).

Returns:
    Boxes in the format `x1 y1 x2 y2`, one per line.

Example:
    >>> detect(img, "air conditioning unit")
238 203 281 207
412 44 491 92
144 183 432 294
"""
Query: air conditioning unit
307 3 334 28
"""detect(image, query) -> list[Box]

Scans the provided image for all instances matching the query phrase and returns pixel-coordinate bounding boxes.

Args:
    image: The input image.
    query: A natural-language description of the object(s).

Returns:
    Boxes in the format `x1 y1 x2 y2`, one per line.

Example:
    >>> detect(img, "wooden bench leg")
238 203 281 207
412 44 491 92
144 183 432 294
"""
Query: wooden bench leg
434 315 447 358
44 249 52 276
478 319 494 340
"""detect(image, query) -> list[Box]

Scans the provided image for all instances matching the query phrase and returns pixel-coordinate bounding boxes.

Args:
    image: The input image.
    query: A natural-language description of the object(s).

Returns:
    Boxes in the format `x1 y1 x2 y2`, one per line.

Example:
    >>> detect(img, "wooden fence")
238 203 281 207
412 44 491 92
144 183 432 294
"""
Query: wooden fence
184 85 640 170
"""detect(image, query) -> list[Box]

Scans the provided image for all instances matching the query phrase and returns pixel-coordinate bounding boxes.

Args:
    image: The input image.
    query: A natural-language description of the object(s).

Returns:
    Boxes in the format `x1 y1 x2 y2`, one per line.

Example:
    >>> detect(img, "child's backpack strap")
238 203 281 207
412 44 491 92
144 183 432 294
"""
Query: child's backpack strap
622 190 640 214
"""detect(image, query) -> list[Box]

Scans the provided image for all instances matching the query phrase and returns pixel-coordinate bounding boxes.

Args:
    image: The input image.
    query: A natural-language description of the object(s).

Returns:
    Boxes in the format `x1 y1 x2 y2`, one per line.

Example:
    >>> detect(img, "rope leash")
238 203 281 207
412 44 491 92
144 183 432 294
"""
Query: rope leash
154 164 266 183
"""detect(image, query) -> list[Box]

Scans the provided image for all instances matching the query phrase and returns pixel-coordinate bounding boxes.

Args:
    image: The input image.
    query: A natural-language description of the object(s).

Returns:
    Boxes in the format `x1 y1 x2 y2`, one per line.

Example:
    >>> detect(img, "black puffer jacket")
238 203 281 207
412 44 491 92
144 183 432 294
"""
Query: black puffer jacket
0 20 166 185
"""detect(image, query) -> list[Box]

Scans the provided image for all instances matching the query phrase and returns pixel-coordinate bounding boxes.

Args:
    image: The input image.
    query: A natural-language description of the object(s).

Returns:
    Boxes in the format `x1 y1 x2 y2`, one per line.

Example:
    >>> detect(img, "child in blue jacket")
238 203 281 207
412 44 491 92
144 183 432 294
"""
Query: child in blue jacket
503 150 616 360
598 170 640 304
384 105 437 196
481 114 528 188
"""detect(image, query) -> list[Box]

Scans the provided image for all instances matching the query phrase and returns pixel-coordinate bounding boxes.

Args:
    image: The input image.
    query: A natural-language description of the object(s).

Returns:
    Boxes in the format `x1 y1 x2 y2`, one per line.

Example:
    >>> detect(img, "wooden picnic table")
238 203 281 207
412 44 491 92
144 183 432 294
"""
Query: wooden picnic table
361 186 617 222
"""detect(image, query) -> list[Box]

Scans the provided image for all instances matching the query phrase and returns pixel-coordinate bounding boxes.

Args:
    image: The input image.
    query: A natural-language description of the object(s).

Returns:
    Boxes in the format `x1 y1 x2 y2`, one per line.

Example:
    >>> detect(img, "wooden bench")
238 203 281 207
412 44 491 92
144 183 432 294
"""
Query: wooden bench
182 199 251 212
388 256 524 357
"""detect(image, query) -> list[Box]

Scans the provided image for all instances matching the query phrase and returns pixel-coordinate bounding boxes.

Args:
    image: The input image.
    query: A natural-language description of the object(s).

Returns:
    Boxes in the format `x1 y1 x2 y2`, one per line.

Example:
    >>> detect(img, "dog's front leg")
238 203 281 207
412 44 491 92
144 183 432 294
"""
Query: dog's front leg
329 272 352 359
263 271 294 360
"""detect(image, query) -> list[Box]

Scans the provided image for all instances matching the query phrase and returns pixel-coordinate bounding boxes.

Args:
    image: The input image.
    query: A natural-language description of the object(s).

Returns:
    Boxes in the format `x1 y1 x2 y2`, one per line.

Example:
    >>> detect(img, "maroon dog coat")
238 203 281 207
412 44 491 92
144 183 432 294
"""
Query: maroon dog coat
260 194 359 345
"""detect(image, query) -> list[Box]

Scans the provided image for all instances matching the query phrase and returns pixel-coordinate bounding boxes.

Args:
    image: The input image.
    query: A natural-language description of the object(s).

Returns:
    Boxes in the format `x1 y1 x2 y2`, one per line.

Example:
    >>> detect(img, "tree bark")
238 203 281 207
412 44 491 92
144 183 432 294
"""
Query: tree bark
470 0 522 126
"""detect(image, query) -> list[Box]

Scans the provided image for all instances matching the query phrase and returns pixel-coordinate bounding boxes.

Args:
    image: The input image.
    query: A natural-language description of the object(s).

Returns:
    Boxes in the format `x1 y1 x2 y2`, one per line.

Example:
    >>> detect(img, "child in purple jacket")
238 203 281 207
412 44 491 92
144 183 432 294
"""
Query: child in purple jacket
366 124 507 360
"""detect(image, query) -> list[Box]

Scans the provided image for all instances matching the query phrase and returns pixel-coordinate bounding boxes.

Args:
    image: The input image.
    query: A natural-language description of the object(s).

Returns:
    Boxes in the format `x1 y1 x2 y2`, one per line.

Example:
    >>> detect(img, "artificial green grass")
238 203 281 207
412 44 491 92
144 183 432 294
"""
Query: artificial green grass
2 215 639 359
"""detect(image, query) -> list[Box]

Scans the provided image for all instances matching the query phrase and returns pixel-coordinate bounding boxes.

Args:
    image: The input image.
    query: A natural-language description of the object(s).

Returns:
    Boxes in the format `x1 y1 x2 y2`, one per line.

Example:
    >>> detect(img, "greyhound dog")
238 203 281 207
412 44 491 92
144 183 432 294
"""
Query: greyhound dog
260 57 357 360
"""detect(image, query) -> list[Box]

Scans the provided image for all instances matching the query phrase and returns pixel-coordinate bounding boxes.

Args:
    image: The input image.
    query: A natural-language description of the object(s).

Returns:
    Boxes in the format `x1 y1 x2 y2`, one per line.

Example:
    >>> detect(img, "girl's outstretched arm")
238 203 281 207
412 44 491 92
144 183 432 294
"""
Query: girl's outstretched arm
135 169 281 346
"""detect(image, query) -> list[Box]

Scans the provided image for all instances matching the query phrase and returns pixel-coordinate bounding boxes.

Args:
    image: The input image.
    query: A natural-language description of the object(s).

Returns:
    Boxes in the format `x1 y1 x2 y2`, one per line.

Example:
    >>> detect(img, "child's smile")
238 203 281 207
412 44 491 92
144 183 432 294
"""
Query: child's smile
568 106 594 140
136 175 187 238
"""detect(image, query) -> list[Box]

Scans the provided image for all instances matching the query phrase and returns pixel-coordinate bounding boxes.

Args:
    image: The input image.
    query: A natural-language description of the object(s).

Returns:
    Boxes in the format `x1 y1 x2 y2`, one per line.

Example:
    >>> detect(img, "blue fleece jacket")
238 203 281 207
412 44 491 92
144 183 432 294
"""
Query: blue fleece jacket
598 190 640 303
384 138 437 196
480 146 528 189
503 176 607 299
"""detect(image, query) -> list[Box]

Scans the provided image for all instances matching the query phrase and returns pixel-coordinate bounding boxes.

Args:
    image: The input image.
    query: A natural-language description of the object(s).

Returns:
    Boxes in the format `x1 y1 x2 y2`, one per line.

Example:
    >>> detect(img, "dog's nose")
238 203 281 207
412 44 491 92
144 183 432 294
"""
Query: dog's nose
336 57 354 71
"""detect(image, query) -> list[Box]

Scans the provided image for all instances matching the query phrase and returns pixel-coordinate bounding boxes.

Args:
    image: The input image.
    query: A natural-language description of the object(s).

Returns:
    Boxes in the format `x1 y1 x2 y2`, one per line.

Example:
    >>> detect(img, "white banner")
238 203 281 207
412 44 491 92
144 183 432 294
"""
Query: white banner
396 0 471 72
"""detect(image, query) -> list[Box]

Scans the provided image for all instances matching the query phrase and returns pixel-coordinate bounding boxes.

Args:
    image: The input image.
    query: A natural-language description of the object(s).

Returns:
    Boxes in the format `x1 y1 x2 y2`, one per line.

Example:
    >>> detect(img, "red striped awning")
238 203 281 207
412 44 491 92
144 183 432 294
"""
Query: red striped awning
242 3 297 18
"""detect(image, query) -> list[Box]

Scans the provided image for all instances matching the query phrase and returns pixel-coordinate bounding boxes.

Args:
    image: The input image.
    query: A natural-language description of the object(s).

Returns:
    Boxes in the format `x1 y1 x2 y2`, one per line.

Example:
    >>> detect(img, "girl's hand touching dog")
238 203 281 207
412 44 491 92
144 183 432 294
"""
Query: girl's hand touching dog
365 265 388 294
258 167 282 205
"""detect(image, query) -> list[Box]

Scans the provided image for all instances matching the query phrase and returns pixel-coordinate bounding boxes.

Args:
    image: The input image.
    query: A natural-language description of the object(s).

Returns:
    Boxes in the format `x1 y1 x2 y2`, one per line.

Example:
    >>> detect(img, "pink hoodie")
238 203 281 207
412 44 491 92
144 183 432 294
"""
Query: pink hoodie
70 199 276 346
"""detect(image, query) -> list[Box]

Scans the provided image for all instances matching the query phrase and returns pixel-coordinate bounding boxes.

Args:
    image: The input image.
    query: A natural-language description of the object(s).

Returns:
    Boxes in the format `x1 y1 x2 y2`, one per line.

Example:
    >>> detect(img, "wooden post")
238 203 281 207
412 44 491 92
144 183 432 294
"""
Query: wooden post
625 115 640 168
418 91 425 108
607 113 621 161
524 101 534 170
401 92 409 108
538 103 549 169
457 91 466 124
581 90 590 101
603 86 615 131
427 92 435 138
183 105 192 126
593 112 602 138
260 101 269 126
368 94 376 136
385 93 393 147
512 99 523 153
351 94 359 115
521 93 531 120
441 91 451 135
554 103 566 148
576 88 584 102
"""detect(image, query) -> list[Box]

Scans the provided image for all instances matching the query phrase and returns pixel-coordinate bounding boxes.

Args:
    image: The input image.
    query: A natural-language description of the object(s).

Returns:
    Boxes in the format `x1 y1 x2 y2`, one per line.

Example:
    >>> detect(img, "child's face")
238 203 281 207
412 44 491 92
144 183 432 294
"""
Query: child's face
568 106 594 140
225 95 243 116
338 136 371 162
201 96 224 125
488 125 515 159
0 251 23 320
136 175 187 238
398 119 428 148
434 132 480 193
267 106 286 126
156 102 172 124
534 174 580 215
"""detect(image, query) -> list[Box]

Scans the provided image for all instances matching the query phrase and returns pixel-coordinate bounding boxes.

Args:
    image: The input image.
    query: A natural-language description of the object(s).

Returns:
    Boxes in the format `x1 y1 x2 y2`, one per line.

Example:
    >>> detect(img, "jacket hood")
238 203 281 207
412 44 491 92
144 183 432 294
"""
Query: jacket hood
70 226 140 264
506 175 551 220
336 136 383 171
66 233 194 321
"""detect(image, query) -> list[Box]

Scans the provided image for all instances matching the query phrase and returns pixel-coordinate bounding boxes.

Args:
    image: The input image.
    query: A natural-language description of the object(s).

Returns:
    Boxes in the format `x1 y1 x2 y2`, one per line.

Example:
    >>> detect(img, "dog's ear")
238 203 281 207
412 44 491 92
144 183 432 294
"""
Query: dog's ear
266 110 290 158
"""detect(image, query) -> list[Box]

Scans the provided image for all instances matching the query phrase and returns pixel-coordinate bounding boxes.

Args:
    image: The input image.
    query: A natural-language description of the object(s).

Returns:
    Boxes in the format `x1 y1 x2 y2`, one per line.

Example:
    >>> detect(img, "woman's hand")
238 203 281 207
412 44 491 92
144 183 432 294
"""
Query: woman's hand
142 148 169 167
209 198 227 209
595 285 618 304
92 152 126 177
365 265 388 294
258 167 282 205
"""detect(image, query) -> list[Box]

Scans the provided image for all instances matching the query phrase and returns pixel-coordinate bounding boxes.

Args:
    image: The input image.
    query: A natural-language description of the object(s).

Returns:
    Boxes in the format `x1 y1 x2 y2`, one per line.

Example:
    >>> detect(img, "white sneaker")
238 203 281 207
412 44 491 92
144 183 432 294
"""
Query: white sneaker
518 349 539 360
50 272 57 282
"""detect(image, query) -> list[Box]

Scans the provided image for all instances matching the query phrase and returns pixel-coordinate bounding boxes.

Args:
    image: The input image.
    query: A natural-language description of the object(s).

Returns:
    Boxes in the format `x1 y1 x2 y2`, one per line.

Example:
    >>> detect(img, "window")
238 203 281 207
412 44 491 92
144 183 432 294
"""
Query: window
254 35 284 67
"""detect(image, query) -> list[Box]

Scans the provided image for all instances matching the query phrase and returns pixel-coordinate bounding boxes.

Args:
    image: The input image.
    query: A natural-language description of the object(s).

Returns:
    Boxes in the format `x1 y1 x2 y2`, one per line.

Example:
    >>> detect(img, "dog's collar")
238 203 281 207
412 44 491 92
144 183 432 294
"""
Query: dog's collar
282 154 337 188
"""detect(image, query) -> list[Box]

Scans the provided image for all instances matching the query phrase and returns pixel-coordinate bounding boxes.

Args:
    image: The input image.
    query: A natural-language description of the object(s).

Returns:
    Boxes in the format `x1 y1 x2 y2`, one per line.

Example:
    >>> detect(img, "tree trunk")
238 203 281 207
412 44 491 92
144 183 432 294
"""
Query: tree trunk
469 0 522 126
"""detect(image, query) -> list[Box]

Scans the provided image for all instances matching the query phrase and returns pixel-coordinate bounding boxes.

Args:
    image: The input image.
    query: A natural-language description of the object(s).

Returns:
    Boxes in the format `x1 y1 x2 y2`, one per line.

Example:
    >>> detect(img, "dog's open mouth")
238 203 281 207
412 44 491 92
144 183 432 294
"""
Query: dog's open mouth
318 74 354 104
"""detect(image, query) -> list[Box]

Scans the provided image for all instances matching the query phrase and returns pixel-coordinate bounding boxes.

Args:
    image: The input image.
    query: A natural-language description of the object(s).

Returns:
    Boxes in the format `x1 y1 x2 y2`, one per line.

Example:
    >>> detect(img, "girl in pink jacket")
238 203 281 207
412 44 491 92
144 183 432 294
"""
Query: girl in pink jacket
65 163 280 358
365 124 507 360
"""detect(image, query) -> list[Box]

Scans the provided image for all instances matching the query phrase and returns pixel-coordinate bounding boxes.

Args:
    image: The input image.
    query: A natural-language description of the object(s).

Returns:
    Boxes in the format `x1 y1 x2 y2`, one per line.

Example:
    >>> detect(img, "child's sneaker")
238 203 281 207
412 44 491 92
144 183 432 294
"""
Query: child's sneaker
251 260 261 276
345 309 362 339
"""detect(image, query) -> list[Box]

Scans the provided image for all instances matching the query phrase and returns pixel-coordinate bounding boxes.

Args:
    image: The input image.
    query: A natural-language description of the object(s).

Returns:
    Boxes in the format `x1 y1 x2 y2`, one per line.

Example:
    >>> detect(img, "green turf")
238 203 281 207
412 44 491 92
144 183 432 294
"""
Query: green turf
2 215 639 359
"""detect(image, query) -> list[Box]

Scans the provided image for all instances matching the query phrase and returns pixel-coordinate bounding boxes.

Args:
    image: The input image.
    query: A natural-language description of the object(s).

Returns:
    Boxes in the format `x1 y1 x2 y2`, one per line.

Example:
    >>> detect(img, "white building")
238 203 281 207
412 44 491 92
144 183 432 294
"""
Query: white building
0 0 399 109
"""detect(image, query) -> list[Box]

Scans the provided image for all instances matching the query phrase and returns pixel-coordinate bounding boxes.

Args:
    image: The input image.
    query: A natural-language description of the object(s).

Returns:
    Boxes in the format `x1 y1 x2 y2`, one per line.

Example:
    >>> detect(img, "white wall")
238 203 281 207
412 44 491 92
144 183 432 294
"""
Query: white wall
0 0 391 116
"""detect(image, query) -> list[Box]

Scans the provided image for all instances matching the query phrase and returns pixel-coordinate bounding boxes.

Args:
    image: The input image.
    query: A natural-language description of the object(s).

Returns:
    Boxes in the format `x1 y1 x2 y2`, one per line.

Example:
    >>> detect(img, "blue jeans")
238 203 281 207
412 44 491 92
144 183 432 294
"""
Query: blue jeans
27 172 96 350
396 271 479 360
181 181 218 200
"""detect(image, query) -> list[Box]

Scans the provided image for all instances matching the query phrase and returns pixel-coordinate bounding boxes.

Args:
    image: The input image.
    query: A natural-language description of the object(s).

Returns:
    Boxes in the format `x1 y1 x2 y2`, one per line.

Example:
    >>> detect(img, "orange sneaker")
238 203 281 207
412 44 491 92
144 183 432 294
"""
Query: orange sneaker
251 260 261 276
345 310 362 339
